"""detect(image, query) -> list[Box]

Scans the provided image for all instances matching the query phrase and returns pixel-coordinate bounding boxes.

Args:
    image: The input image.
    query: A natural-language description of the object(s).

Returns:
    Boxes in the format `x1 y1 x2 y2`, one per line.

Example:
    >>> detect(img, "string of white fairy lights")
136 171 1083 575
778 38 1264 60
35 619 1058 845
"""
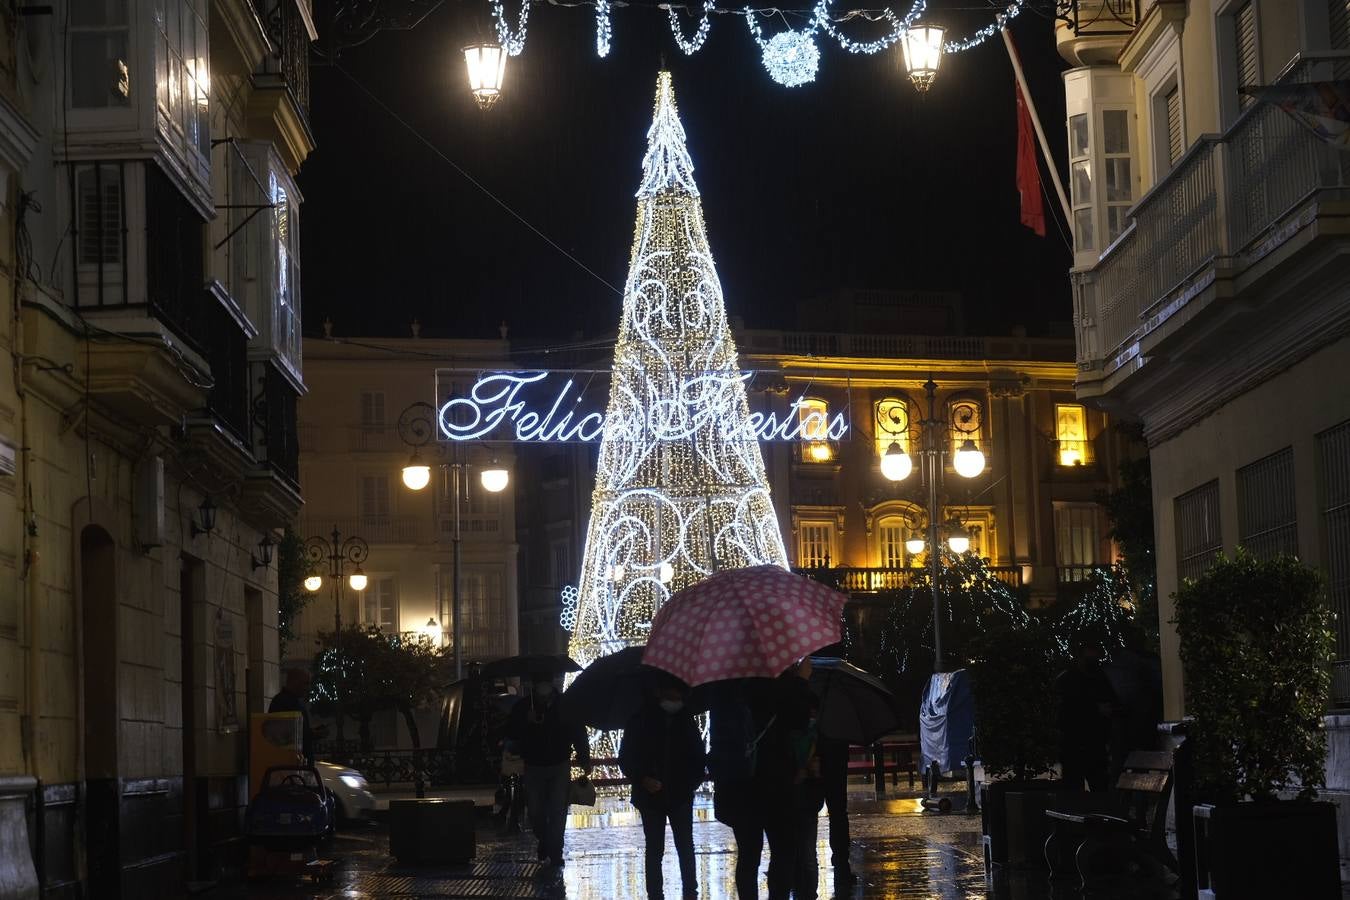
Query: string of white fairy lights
491 0 1027 80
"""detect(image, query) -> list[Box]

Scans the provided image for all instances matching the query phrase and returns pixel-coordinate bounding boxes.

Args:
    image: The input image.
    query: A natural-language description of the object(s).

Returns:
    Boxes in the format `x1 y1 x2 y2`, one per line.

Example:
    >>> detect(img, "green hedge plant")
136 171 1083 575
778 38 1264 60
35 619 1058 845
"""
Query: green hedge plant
1174 551 1332 804
968 612 1061 781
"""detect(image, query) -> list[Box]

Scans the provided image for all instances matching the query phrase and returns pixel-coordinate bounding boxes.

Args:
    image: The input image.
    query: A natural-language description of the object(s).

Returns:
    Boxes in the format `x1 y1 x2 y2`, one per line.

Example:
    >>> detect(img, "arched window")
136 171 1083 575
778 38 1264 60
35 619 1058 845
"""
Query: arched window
949 397 983 458
798 398 833 463
874 398 910 459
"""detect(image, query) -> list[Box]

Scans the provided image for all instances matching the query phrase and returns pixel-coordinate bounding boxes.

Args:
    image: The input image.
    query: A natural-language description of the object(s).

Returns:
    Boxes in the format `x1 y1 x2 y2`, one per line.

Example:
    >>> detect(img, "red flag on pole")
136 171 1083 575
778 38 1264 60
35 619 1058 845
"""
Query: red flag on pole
1016 80 1046 237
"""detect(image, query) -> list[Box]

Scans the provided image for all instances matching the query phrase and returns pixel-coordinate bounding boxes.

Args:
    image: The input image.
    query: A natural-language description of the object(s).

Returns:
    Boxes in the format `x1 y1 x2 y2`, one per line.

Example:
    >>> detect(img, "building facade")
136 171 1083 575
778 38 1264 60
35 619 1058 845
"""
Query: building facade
293 334 521 746
741 323 1124 602
0 0 314 895
1057 0 1350 862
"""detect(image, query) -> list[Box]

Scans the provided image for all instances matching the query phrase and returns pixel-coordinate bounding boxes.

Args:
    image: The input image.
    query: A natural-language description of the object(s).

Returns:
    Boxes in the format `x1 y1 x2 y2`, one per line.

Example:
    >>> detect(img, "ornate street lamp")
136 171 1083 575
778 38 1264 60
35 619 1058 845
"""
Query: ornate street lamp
304 527 371 744
396 401 512 679
901 23 946 92
877 377 984 671
463 41 507 109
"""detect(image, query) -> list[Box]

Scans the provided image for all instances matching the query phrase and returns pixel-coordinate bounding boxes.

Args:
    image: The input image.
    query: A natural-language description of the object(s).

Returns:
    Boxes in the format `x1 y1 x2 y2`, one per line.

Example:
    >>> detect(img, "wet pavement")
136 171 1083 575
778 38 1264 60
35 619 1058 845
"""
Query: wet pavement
224 785 1150 899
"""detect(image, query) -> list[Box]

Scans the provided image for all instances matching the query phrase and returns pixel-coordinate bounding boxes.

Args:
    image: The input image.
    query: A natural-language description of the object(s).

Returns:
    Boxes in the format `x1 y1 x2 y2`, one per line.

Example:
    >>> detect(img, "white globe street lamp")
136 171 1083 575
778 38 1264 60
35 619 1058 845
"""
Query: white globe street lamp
348 567 368 592
480 464 510 493
953 439 986 479
880 441 913 482
905 536 927 556
304 574 323 593
402 453 432 491
947 529 970 554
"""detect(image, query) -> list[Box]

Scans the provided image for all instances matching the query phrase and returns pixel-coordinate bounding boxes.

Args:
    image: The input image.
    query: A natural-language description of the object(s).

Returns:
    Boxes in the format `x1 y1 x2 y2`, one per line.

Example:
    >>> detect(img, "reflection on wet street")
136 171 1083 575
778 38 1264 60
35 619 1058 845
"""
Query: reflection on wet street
556 794 988 899
227 788 1013 898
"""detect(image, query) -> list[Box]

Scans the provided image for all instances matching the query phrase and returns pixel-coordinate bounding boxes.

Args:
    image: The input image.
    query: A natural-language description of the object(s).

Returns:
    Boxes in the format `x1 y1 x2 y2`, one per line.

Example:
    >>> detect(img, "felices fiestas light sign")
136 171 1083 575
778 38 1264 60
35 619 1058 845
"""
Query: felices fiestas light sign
435 370 850 443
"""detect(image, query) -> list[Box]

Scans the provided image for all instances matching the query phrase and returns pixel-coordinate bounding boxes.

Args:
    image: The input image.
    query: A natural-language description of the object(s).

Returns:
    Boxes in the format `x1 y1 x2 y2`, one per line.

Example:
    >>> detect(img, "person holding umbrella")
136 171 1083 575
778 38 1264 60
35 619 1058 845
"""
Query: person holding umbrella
508 672 592 866
619 675 706 900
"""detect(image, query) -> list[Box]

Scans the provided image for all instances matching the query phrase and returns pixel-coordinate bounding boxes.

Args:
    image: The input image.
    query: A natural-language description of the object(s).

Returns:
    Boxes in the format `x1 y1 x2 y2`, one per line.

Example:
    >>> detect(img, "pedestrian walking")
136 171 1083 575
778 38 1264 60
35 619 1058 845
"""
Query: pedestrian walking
755 660 817 900
268 667 327 765
1055 642 1117 792
508 673 592 866
619 677 706 900
817 732 855 890
709 680 775 900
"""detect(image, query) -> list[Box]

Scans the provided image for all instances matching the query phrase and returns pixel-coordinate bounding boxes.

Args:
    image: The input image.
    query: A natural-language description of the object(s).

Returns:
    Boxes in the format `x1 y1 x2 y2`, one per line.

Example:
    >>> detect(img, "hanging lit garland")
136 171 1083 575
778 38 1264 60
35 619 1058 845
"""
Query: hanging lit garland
596 0 612 56
484 0 1026 86
944 0 1024 53
668 0 715 54
812 0 925 55
492 0 530 55
745 9 820 87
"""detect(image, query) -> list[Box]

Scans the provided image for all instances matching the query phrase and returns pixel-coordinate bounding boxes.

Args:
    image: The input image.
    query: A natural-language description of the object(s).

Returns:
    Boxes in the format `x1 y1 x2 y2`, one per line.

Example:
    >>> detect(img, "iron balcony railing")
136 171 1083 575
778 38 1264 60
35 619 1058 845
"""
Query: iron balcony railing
1057 0 1139 40
1076 52 1350 375
301 516 430 545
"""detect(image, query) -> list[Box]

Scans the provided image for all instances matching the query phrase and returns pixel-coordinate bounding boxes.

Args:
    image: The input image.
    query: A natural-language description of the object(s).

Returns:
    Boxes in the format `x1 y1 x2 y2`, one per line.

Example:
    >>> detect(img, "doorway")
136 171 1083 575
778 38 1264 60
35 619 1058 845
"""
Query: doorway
80 525 120 897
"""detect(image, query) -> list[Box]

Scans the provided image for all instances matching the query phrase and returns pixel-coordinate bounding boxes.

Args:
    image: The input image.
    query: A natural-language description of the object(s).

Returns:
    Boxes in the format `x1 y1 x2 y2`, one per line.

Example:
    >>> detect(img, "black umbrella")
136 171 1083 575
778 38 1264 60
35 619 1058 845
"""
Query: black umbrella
809 657 902 745
480 653 581 680
561 647 707 730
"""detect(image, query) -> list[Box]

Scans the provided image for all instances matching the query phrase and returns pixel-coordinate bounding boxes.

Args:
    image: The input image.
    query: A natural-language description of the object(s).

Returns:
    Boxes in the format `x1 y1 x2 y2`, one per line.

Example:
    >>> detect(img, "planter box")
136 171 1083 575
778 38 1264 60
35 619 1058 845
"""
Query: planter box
389 799 475 865
1193 801 1339 899
981 780 1064 870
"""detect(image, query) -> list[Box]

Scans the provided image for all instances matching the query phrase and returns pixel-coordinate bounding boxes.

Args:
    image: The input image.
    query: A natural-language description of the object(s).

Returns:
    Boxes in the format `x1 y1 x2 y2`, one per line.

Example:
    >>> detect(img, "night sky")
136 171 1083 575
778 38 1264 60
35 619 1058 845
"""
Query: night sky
297 1 1072 342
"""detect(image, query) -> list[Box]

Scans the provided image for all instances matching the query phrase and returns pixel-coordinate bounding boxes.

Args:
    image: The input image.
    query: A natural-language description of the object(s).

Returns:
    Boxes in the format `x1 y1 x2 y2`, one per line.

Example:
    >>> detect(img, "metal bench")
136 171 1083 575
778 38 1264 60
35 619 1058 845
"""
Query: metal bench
1043 750 1177 893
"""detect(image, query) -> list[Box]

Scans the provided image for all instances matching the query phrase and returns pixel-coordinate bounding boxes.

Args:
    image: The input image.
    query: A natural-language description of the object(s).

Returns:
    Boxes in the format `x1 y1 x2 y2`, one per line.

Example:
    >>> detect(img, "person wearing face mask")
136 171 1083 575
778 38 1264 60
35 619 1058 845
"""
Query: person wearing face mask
508 673 592 866
619 676 706 900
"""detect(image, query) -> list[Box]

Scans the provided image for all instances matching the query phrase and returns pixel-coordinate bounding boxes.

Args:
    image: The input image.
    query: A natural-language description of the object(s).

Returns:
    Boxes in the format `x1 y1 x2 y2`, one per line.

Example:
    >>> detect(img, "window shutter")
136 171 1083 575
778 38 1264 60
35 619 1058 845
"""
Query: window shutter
1236 2 1258 110
78 168 122 266
1331 0 1350 51
1166 86 1183 165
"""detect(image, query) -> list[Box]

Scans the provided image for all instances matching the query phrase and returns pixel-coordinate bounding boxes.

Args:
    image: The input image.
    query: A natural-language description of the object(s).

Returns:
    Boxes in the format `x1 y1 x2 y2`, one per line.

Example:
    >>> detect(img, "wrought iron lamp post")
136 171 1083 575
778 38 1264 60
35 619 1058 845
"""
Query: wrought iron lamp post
304 527 370 744
880 377 985 672
397 401 510 681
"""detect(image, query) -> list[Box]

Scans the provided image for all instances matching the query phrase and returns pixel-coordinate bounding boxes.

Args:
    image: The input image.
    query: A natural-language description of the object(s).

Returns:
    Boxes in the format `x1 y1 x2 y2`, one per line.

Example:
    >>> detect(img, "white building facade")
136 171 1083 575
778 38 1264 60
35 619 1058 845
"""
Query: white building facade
1058 0 1350 864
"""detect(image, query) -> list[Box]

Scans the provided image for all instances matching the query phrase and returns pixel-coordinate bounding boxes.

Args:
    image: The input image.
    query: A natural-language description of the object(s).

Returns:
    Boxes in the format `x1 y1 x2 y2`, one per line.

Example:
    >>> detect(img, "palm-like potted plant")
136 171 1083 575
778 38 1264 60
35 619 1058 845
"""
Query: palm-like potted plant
1174 551 1339 898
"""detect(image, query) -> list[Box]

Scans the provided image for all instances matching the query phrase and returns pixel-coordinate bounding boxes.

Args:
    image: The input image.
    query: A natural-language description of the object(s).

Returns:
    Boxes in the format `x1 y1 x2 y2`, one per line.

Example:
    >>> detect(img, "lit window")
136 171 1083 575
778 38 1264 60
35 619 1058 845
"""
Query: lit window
1056 404 1091 466
949 399 983 457
875 398 909 459
1056 505 1101 582
359 576 398 632
798 521 834 568
799 398 833 463
877 516 910 569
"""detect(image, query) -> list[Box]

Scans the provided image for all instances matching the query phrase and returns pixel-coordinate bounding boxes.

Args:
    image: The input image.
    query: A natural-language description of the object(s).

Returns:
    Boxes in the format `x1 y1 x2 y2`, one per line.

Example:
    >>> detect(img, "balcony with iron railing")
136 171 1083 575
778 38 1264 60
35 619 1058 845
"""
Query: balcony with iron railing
1075 52 1350 392
794 566 1023 593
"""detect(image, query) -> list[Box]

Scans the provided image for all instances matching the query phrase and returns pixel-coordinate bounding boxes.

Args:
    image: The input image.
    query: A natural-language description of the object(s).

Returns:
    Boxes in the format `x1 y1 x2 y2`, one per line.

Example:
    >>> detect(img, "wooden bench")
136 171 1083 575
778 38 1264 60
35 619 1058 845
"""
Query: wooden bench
845 740 918 794
1043 750 1177 892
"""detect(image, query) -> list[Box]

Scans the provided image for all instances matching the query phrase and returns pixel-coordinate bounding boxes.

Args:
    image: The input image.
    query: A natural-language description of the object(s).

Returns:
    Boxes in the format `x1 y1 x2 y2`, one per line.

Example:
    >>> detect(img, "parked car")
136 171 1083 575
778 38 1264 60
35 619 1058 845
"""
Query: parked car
316 761 376 823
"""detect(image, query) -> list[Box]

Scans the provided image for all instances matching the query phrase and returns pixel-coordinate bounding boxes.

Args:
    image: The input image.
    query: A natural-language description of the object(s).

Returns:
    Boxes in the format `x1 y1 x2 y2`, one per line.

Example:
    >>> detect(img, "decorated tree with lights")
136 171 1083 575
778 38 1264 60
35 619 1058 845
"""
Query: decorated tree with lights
567 72 789 679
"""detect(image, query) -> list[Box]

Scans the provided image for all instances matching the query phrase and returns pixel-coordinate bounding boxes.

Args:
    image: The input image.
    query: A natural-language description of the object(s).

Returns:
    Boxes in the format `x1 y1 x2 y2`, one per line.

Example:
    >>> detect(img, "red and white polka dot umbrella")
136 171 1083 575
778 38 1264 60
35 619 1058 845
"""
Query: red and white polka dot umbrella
641 565 848 687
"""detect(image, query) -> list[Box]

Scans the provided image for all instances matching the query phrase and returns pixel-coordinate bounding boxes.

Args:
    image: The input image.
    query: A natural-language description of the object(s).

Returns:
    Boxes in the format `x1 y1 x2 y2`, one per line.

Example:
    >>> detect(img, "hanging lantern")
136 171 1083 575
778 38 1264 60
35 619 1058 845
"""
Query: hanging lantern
901 23 945 92
463 41 507 109
953 439 986 478
880 441 913 482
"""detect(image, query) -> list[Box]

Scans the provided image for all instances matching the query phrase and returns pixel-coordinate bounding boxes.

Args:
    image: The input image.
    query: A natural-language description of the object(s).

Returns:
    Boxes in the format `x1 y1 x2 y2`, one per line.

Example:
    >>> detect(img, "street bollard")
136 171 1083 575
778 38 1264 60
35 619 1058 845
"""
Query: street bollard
963 754 979 815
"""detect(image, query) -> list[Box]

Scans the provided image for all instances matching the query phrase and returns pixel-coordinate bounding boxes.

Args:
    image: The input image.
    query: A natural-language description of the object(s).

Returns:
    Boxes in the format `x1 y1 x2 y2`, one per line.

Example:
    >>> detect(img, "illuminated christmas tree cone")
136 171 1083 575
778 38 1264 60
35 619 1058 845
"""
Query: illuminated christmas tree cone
567 72 789 765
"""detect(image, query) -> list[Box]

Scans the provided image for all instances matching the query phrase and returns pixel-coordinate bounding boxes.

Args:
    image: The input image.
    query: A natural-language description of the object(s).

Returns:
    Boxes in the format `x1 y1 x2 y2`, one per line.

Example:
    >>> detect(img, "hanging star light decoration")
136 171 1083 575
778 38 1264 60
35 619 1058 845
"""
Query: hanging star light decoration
761 29 820 86
745 8 820 87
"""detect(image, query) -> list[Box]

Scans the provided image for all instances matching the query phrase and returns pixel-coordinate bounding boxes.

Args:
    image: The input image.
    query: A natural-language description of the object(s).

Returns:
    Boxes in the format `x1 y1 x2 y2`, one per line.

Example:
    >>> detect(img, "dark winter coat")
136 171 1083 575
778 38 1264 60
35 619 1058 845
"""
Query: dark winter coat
507 695 591 768
619 702 706 809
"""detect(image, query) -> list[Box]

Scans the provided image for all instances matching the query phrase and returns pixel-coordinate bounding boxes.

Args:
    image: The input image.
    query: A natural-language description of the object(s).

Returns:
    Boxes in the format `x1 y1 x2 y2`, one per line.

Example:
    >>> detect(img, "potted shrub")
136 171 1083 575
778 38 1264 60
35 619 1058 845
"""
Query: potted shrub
1174 551 1339 899
969 611 1063 870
